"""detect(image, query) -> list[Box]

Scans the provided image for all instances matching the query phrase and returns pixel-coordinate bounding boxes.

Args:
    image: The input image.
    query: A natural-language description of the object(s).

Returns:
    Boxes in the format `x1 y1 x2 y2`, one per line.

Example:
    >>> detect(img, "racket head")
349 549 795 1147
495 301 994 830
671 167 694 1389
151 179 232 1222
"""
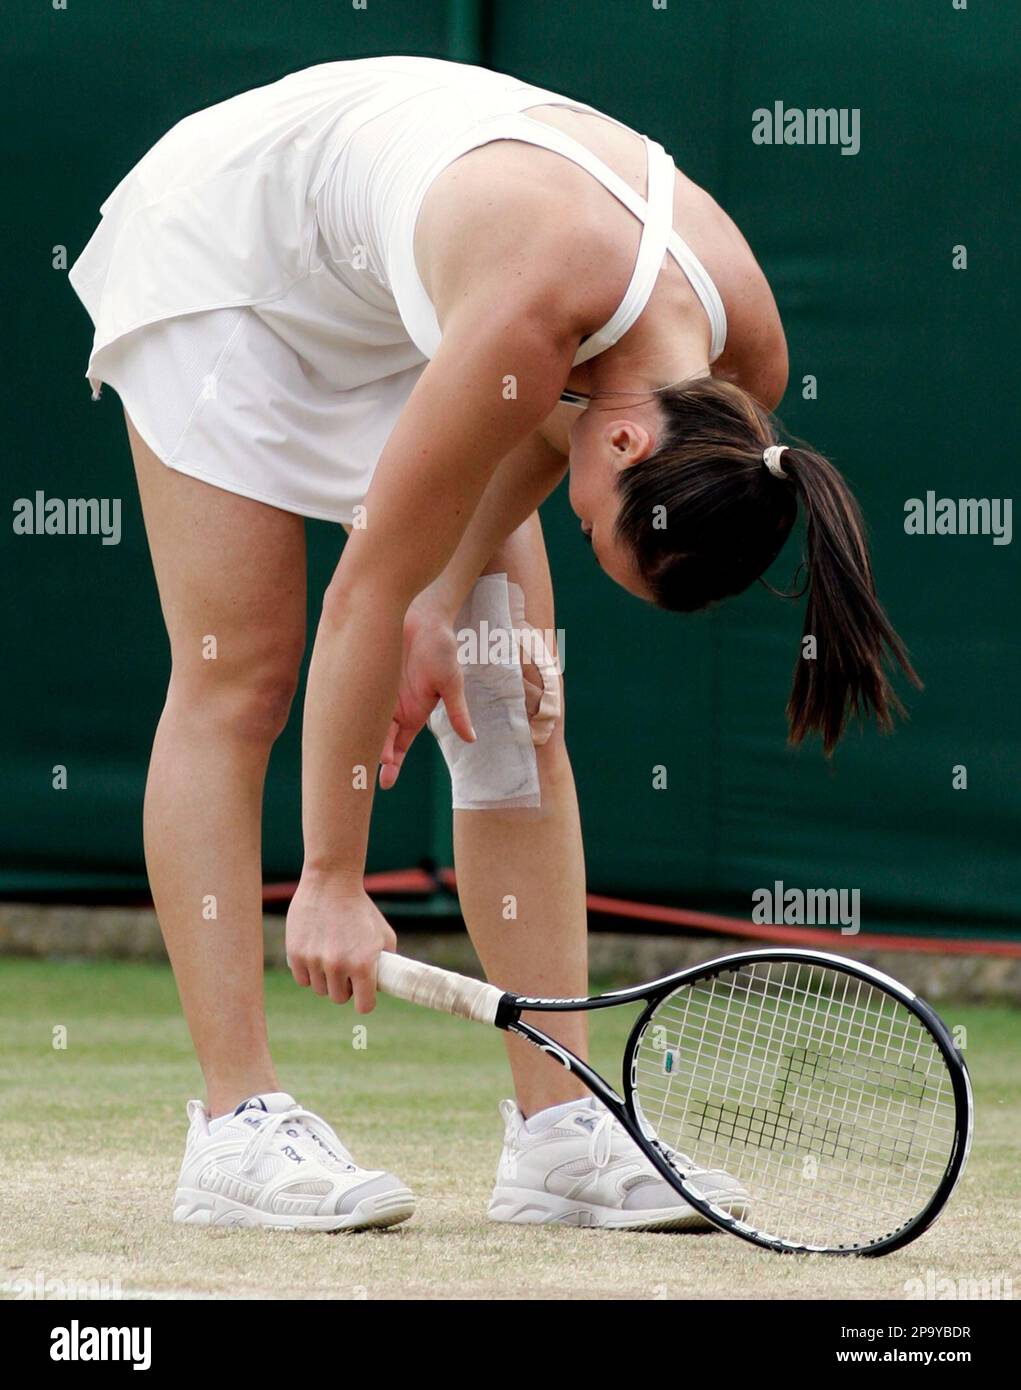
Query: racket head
621 949 972 1256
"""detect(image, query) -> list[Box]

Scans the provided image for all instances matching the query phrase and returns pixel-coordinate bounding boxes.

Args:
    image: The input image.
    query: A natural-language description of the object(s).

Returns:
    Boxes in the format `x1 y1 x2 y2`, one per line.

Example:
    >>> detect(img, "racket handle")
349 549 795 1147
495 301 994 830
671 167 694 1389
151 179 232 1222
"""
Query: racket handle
376 952 504 1026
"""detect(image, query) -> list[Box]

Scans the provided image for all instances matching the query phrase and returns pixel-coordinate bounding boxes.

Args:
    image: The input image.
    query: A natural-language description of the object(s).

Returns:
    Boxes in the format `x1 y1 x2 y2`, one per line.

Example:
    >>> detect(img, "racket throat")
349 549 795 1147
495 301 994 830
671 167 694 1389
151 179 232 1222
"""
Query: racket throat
505 1017 627 1111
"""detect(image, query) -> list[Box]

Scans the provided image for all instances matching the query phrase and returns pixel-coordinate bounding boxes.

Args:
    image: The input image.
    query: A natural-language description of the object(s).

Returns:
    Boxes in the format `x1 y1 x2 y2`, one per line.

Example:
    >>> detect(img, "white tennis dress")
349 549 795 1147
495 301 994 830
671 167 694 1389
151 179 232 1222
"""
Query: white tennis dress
69 55 727 524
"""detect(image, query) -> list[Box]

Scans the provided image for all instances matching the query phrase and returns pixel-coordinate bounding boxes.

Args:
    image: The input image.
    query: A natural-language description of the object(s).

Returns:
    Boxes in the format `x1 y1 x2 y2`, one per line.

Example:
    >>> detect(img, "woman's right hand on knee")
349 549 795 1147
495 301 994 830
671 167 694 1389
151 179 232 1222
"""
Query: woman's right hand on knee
285 873 397 1012
380 599 475 791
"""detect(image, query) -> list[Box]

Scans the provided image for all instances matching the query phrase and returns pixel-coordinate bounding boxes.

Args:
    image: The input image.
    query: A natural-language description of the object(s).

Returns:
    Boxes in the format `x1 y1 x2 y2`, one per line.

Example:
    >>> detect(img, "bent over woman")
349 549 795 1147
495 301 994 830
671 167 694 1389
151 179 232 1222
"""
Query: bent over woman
69 55 916 1233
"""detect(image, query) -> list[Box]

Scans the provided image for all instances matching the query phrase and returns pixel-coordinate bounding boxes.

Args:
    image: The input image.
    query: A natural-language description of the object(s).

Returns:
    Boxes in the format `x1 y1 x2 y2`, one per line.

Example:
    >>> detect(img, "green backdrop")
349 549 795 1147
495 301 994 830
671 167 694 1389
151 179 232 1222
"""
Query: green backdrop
3 1 1017 941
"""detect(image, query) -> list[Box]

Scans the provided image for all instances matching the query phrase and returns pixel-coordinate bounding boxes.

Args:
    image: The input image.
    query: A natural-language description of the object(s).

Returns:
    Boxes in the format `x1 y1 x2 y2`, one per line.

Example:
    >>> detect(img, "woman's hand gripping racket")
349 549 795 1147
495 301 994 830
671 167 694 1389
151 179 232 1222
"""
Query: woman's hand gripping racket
376 947 972 1255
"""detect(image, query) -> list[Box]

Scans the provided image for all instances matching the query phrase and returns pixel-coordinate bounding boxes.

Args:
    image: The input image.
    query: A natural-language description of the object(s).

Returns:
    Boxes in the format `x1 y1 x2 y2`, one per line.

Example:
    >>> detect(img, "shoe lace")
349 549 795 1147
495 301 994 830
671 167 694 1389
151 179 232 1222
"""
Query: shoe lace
586 1111 616 1170
238 1105 354 1176
585 1109 704 1177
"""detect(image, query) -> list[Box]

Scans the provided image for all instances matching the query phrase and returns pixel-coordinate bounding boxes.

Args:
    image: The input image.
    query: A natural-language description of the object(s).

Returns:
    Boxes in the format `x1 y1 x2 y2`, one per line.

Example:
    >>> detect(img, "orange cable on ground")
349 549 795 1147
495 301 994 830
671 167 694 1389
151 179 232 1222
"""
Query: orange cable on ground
263 866 1021 958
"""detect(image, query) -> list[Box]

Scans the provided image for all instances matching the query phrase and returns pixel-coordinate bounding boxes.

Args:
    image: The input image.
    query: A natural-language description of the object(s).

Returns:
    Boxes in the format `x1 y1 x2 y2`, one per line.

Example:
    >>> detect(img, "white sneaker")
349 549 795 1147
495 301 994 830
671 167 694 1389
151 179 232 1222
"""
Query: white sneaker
173 1092 415 1232
487 1098 749 1232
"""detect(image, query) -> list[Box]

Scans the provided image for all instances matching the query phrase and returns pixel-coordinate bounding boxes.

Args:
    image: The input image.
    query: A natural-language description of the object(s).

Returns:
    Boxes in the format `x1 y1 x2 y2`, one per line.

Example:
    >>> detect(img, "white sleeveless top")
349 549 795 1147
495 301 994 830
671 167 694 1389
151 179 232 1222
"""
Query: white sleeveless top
68 56 727 523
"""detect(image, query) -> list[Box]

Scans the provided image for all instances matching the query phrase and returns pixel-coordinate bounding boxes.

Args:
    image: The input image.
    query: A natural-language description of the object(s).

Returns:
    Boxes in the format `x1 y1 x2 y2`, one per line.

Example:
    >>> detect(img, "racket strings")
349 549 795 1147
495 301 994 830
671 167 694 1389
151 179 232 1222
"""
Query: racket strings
632 961 958 1249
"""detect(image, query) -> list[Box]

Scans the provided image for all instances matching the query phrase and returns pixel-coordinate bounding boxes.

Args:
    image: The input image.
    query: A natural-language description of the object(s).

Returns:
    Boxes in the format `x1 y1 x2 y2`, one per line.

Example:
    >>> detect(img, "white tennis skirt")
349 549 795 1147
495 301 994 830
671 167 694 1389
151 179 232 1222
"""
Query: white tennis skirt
98 304 425 525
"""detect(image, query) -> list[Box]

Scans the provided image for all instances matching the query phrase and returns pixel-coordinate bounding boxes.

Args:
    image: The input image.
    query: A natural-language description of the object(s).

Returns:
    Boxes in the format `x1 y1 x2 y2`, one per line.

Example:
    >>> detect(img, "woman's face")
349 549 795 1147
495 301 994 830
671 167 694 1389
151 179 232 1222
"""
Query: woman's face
566 398 660 600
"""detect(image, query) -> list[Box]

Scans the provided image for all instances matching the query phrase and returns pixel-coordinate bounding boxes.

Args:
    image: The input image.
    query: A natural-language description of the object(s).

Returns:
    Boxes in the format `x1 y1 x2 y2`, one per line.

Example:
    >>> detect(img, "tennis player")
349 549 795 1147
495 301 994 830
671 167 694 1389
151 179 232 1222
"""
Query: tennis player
69 56 916 1233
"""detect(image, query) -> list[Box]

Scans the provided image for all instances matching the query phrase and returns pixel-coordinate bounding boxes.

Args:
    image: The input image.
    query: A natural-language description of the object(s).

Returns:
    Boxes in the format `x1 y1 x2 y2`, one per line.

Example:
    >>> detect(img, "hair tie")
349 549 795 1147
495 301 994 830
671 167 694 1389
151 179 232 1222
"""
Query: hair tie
762 444 790 479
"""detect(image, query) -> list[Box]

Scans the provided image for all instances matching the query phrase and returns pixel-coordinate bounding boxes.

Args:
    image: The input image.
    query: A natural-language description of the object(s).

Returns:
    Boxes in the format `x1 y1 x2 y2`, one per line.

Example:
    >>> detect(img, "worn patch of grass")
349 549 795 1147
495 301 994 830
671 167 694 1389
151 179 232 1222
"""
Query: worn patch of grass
1 958 1018 1300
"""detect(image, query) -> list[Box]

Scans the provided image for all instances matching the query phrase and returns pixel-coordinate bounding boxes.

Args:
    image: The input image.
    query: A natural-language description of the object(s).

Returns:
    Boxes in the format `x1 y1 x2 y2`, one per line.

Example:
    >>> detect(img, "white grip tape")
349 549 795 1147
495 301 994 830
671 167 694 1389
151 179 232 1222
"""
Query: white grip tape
376 954 504 1026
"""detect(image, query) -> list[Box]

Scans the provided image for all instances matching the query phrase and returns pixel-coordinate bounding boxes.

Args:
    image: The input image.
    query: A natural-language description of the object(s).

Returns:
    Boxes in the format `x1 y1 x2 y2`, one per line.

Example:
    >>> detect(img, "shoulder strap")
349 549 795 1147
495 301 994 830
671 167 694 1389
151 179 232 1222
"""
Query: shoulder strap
666 228 728 363
387 107 729 365
470 114 674 366
479 113 728 364
566 135 676 365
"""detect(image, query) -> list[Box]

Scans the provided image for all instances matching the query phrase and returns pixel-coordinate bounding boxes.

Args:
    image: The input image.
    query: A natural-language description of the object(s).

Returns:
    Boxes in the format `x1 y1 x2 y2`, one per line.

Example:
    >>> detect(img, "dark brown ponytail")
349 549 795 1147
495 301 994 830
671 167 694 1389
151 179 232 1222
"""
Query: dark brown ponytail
778 445 921 754
613 377 921 754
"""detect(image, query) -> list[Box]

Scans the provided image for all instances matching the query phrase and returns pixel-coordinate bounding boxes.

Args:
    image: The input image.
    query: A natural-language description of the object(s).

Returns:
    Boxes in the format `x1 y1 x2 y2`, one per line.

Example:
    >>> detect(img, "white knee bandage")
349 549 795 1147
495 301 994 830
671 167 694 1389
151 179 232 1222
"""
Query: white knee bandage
428 573 562 810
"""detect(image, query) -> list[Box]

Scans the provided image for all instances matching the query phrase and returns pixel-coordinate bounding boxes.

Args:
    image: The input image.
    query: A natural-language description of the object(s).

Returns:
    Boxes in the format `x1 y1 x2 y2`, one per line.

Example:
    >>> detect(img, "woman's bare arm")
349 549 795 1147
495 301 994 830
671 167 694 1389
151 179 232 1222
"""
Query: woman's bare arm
285 174 617 1010
412 429 567 622
373 430 568 790
299 292 578 884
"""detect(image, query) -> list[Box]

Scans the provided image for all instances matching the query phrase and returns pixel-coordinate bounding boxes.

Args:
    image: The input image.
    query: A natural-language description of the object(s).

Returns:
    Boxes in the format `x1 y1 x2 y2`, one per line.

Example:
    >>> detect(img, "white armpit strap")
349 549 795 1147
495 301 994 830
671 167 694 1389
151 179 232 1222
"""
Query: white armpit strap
428 574 540 809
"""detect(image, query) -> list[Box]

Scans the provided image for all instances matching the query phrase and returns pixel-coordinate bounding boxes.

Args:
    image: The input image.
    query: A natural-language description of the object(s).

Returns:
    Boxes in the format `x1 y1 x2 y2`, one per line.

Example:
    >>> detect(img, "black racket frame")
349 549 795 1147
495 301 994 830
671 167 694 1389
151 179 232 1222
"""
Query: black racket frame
494 947 973 1256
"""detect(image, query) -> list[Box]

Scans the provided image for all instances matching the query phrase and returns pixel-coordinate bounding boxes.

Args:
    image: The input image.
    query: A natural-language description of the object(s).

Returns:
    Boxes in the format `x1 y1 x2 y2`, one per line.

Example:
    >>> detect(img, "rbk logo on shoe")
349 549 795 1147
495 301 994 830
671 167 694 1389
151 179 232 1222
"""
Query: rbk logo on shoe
573 1115 598 1132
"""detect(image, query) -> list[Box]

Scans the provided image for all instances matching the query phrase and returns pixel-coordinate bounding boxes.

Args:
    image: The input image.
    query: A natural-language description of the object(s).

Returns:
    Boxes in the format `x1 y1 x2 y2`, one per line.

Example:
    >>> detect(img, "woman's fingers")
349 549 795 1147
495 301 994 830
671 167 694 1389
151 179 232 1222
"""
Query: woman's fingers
305 962 330 998
350 958 379 1014
380 713 409 788
325 962 353 1006
285 882 395 1009
441 671 476 743
380 710 428 788
379 724 402 789
292 954 359 1005
380 716 400 768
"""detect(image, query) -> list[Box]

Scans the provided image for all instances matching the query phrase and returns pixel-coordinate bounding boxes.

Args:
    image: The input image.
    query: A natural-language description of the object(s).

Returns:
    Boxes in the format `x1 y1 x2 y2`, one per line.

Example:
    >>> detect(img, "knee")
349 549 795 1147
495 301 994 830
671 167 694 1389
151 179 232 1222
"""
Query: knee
225 668 301 743
167 646 303 745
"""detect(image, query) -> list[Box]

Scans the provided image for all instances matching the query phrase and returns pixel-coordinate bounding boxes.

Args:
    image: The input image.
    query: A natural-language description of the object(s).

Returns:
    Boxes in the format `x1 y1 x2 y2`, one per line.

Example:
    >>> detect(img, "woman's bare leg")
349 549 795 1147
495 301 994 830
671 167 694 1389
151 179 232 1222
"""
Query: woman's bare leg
125 412 307 1115
453 515 589 1116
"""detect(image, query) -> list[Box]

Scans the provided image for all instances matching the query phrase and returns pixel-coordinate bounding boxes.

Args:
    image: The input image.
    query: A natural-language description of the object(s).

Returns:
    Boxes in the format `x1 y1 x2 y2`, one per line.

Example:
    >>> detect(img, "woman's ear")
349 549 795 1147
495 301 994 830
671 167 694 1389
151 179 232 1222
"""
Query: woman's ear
606 420 656 470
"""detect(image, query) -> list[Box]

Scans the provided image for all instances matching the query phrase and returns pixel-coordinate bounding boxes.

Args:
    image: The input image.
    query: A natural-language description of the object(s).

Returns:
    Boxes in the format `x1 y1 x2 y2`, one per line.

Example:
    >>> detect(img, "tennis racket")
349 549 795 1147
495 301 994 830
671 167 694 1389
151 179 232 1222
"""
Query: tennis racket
376 946 972 1255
